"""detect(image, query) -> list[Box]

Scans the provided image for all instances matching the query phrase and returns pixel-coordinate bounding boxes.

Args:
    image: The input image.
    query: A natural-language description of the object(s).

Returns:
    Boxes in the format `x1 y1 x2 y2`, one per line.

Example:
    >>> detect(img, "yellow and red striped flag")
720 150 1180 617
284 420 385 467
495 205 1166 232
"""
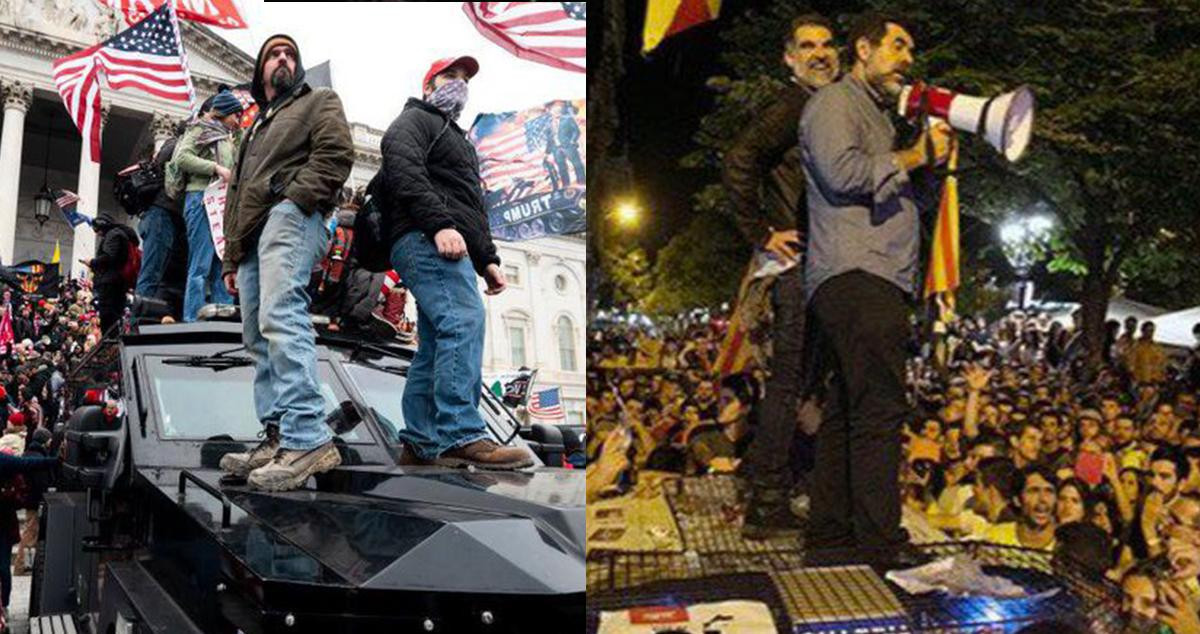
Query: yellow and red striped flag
642 0 721 54
923 142 960 318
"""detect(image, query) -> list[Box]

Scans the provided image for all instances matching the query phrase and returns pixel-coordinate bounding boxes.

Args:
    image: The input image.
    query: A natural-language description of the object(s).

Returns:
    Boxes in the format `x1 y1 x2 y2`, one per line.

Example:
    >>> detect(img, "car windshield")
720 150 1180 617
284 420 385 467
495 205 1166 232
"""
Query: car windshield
342 362 516 445
144 355 367 442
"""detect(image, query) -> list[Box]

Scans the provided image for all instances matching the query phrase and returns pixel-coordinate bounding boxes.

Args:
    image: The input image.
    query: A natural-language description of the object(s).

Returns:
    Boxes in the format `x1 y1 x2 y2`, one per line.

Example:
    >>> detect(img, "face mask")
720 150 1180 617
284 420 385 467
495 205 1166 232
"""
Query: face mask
427 79 468 121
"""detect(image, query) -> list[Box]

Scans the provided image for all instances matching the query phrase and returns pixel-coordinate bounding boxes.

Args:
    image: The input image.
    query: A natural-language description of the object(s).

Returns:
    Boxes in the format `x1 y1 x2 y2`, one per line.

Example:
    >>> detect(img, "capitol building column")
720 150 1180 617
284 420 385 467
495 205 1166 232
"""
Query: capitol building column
0 78 33 266
151 110 176 153
71 105 109 280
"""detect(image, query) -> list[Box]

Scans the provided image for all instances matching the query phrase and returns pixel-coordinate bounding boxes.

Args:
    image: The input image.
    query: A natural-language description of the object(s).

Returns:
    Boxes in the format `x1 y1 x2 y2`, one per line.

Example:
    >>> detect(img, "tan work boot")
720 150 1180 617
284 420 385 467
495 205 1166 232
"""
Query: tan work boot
247 439 342 491
434 439 534 470
219 424 280 477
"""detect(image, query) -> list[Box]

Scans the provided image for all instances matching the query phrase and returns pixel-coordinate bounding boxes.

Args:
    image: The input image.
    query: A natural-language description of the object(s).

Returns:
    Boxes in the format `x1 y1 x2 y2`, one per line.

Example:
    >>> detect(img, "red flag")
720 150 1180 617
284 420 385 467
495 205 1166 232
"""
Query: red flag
96 0 247 29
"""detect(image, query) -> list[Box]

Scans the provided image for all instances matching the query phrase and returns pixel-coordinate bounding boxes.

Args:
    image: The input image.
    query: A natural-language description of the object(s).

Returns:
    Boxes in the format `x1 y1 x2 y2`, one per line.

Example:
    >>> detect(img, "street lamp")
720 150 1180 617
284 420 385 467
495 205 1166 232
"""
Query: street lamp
33 184 54 227
1000 213 1055 309
613 200 641 229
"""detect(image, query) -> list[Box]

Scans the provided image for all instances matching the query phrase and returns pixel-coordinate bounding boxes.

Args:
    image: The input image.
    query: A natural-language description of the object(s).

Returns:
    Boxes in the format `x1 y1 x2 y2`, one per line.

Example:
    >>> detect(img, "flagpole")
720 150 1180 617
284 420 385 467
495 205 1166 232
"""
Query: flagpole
168 2 197 110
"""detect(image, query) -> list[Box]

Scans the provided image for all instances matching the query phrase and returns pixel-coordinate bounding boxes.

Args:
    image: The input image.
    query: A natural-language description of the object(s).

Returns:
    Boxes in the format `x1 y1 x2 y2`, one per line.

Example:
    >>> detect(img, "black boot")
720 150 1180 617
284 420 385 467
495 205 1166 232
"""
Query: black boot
741 487 803 541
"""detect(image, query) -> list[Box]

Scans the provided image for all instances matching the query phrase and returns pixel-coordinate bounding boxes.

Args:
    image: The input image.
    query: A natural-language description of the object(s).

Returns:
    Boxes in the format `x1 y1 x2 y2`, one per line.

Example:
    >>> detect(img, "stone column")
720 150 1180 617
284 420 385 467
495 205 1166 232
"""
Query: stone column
72 105 109 280
151 111 176 153
0 79 32 266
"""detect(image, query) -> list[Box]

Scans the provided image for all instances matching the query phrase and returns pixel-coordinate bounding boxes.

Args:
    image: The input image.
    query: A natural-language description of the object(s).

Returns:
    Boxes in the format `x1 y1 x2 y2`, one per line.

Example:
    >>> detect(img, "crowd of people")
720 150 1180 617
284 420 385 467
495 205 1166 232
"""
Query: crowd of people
586 306 1200 632
0 282 100 625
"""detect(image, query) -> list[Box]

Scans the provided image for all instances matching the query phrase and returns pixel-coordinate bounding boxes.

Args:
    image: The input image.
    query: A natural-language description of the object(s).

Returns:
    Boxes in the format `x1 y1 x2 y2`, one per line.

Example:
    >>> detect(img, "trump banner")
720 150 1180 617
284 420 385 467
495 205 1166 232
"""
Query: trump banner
468 99 586 242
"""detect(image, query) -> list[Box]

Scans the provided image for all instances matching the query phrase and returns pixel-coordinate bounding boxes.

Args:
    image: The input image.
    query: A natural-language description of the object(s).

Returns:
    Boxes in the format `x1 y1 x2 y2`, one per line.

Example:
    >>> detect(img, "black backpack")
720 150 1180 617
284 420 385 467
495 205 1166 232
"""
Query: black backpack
113 160 164 216
353 119 452 273
352 174 393 273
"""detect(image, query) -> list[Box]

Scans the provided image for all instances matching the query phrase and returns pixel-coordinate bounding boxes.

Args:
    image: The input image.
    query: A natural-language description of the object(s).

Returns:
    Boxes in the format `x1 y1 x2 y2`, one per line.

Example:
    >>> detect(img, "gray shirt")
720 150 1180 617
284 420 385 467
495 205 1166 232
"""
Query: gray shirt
799 74 919 302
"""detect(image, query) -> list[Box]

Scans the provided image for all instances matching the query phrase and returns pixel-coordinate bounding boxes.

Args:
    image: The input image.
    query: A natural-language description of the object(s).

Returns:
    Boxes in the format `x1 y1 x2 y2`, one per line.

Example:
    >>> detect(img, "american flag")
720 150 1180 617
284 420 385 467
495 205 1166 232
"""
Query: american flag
53 3 194 163
475 112 547 190
472 100 585 195
462 2 586 73
529 387 565 421
52 190 92 228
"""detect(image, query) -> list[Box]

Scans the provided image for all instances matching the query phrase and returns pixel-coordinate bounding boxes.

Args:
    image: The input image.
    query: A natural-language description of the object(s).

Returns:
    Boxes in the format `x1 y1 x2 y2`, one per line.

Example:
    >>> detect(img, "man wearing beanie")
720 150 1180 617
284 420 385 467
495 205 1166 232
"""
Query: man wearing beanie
169 90 243 322
216 35 354 491
375 56 531 469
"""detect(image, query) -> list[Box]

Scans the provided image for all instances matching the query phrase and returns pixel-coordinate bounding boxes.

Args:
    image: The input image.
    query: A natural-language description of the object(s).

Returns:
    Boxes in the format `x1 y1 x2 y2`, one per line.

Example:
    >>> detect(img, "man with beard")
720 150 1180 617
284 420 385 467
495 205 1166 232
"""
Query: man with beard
375 56 531 469
1137 446 1191 559
216 35 355 491
797 12 952 565
723 13 839 540
984 464 1058 551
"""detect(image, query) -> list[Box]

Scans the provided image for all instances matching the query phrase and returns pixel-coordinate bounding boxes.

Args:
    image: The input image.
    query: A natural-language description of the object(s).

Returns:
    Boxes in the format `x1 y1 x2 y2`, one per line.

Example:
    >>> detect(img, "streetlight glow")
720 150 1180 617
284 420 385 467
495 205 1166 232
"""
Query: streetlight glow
614 201 641 228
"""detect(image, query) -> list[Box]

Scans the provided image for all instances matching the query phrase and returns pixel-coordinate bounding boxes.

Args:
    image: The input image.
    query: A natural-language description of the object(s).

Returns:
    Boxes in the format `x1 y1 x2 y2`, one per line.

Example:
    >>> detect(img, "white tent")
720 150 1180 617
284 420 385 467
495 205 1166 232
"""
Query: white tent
1045 297 1167 329
1152 306 1200 349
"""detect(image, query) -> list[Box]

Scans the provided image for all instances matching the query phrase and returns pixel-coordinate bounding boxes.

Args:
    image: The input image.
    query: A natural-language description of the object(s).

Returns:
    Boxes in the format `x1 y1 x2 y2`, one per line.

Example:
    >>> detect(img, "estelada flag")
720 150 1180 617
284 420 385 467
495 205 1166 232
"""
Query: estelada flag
714 308 753 378
96 0 248 29
923 144 961 317
643 0 721 53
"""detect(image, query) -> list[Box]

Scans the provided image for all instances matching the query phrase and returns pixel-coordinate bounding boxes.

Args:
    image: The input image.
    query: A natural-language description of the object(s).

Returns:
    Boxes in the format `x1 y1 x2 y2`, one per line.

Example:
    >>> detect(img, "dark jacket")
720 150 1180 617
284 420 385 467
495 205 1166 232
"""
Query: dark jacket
378 98 499 276
722 81 813 247
90 221 139 288
557 114 580 148
222 34 355 275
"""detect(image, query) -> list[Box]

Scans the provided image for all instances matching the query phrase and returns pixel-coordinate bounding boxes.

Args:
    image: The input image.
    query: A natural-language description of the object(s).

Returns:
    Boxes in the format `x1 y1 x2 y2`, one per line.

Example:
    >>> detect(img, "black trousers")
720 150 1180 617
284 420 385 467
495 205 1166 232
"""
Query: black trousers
96 284 127 338
743 266 814 497
806 271 911 557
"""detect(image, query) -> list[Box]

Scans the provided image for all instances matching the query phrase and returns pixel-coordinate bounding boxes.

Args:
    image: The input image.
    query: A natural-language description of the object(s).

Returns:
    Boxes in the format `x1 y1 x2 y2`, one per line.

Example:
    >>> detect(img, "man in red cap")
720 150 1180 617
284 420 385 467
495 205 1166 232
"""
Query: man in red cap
373 56 532 469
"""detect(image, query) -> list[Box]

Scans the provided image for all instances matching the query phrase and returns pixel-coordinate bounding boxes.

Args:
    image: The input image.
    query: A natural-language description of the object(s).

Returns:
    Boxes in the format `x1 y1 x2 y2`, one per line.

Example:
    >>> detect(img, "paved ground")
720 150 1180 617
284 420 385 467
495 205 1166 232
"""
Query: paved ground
8 570 30 634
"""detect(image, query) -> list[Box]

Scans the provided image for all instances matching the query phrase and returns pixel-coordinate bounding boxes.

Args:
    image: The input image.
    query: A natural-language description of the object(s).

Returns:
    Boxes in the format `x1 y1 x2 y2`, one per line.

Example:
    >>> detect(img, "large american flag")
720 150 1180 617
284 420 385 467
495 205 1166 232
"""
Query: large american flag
462 2 586 73
475 111 548 191
471 99 585 196
53 2 194 163
529 387 565 421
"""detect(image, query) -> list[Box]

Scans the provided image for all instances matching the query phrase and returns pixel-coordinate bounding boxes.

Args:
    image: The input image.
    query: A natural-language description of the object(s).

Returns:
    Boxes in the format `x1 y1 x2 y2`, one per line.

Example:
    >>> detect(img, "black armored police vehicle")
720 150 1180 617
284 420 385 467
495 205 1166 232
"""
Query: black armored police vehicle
30 320 584 633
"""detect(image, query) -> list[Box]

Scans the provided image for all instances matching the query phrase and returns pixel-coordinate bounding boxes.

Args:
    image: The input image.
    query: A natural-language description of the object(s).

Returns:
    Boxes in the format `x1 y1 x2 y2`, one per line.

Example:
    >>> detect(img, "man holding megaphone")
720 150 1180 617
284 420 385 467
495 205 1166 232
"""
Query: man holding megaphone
798 12 953 567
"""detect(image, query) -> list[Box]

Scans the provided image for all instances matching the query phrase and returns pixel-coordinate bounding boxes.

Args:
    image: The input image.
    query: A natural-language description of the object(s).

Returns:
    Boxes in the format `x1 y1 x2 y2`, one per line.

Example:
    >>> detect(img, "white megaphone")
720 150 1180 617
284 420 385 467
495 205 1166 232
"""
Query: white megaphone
897 82 1035 162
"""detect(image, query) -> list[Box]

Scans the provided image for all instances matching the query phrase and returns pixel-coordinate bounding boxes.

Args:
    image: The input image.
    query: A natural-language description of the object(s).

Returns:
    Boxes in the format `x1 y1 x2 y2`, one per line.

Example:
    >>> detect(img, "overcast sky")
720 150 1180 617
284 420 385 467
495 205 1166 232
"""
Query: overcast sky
215 1 586 131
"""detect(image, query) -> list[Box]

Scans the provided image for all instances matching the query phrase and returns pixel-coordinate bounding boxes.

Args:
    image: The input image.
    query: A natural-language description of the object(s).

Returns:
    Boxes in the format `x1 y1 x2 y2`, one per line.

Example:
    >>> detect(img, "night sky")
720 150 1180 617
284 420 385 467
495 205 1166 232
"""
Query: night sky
615 1 1017 284
618 0 774 255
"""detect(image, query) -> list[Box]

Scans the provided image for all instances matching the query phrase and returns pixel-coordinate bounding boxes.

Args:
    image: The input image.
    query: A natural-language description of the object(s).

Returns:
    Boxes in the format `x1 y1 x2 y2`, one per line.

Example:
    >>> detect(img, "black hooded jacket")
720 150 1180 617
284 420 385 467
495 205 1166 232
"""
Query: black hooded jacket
90 215 140 288
377 98 499 276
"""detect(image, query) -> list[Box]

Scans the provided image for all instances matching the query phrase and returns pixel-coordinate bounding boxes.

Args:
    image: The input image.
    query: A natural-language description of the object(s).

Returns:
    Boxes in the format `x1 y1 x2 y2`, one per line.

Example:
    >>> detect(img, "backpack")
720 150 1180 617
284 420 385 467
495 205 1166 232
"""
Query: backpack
113 160 164 216
163 131 197 201
353 177 392 273
353 119 452 273
120 240 141 288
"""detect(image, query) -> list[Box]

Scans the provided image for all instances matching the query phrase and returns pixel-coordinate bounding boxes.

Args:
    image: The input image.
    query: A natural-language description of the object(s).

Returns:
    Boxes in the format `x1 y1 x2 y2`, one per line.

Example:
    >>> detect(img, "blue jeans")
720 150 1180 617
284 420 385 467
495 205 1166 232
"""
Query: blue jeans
237 199 332 450
136 205 174 299
389 231 488 460
183 190 233 322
